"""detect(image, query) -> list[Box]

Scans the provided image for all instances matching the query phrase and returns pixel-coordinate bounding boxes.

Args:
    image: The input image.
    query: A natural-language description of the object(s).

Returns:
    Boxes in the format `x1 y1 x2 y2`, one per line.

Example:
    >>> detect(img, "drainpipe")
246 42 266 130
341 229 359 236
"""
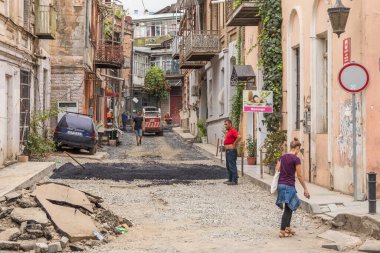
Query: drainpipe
85 0 90 48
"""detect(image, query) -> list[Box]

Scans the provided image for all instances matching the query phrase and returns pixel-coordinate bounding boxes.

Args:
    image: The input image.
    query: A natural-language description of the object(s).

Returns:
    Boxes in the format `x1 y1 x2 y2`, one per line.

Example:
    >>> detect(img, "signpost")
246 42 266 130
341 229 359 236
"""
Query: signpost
243 90 273 113
338 62 369 201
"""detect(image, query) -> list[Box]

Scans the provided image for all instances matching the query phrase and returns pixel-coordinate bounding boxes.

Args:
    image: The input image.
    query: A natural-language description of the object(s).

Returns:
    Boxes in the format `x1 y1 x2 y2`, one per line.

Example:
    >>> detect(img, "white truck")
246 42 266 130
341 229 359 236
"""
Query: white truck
142 106 164 136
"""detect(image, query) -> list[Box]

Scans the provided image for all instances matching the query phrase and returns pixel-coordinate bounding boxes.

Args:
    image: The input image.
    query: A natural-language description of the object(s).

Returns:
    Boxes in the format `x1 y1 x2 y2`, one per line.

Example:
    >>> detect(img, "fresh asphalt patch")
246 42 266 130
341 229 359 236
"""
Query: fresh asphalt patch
51 162 227 183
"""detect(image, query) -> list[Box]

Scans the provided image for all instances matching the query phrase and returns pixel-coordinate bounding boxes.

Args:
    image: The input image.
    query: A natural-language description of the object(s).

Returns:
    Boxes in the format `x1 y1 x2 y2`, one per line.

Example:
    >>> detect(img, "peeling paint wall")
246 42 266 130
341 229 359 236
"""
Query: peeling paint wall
337 99 362 165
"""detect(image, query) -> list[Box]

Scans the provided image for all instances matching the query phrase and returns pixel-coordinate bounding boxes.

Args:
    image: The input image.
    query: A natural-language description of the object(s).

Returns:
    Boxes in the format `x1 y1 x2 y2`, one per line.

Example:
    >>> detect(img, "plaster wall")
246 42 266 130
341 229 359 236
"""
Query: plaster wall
282 0 380 196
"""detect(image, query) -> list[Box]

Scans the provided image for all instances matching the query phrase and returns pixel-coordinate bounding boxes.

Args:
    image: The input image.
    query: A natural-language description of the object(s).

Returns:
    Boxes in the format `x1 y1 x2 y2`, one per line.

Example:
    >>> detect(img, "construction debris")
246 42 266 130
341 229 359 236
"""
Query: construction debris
0 183 132 252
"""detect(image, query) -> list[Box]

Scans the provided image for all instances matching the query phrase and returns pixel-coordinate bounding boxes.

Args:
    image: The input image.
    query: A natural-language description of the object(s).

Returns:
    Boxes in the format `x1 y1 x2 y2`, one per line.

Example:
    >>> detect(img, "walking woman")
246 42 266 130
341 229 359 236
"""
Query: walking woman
275 138 310 238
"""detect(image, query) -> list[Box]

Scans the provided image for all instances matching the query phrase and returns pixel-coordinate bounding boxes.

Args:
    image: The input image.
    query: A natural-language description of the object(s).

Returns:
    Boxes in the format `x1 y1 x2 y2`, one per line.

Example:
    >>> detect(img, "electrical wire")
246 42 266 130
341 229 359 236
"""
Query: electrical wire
141 0 147 12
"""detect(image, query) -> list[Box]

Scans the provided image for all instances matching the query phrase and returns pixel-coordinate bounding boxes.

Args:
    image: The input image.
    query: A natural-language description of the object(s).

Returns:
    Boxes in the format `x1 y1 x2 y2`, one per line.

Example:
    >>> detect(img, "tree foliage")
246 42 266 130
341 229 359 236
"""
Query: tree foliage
144 66 170 101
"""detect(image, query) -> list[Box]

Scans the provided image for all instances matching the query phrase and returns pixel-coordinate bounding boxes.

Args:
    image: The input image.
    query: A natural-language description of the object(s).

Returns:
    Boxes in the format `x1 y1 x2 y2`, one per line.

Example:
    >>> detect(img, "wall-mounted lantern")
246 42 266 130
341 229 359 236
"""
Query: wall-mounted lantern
328 0 350 38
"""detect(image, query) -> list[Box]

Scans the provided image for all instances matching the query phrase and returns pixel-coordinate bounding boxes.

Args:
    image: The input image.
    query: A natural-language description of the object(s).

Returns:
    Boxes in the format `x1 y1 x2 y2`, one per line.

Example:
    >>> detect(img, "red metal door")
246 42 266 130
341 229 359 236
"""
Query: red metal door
170 96 182 125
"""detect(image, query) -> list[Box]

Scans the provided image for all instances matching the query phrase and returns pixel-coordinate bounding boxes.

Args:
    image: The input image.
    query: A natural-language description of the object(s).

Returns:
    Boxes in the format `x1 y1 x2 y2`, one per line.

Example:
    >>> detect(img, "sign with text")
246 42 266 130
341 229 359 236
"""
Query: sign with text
243 90 273 113
343 38 351 64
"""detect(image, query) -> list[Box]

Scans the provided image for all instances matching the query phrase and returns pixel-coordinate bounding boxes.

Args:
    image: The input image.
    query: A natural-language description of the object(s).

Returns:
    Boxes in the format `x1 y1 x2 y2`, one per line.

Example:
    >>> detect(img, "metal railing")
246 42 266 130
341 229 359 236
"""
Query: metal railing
35 5 57 39
183 30 219 60
171 36 182 59
226 0 261 22
95 40 124 67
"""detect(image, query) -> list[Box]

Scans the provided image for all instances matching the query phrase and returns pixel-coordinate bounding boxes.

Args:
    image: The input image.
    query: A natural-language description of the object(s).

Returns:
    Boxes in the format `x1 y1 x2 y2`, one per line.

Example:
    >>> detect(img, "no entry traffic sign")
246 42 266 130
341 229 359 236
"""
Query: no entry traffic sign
338 63 369 93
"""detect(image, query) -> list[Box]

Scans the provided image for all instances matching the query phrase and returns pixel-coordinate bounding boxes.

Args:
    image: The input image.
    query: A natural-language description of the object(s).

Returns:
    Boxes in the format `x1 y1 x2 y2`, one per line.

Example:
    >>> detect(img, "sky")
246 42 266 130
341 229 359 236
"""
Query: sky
122 0 177 16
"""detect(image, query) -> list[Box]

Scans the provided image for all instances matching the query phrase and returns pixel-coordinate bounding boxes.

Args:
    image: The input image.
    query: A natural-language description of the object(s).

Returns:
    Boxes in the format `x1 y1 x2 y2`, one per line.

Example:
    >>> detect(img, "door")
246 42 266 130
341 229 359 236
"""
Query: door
170 96 182 125
6 75 13 160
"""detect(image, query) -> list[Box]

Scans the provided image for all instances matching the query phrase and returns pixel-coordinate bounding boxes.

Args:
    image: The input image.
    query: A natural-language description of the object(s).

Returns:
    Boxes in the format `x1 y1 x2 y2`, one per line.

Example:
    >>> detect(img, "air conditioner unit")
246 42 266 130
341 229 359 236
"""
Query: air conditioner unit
57 101 79 122
191 85 199 96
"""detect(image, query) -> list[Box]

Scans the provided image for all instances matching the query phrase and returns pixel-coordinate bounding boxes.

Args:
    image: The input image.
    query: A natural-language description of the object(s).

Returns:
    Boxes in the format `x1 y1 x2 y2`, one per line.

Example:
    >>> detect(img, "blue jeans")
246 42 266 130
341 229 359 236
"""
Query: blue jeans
226 149 238 182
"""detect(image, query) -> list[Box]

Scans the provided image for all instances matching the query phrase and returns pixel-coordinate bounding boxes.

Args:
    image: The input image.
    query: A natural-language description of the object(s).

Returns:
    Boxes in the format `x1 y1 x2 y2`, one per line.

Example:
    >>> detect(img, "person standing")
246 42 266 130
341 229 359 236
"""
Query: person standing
121 111 128 131
132 111 143 146
223 119 241 185
276 138 310 238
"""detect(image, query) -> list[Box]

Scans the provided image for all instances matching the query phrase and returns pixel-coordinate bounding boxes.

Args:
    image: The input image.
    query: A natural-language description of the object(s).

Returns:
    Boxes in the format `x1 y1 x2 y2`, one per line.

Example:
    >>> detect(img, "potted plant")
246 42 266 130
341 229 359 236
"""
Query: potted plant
263 130 287 175
197 119 207 144
246 135 257 165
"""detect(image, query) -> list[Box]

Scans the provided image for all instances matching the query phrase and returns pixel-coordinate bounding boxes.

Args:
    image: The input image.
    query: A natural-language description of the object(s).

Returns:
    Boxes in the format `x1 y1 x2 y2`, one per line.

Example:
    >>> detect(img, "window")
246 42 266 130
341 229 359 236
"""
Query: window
294 47 301 130
316 36 328 133
20 70 31 144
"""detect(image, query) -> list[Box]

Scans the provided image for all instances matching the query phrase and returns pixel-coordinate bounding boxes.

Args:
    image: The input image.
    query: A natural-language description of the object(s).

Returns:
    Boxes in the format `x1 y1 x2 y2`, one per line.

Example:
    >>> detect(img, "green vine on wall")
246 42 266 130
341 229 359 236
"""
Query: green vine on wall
257 0 283 132
230 28 244 130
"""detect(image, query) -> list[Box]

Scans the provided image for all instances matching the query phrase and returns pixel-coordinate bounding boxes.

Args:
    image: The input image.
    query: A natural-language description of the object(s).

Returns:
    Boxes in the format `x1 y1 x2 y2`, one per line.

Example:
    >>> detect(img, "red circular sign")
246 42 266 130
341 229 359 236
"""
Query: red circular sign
338 63 369 93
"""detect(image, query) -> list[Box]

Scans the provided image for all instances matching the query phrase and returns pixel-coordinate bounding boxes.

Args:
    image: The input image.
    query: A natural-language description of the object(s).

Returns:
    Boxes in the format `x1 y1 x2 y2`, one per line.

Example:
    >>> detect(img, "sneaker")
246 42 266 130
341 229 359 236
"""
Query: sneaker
227 181 238 186
223 180 231 184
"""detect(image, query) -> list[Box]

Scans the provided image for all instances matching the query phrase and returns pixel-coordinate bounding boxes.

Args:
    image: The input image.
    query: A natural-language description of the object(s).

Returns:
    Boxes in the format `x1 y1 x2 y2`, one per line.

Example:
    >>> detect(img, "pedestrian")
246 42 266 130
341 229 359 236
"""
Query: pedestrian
121 111 128 131
223 119 241 185
132 111 143 146
276 138 310 238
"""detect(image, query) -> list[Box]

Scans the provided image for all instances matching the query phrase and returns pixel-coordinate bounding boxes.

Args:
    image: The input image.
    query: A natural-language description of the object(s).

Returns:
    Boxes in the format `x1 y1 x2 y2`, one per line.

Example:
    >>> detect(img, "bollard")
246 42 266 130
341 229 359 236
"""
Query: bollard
368 172 377 214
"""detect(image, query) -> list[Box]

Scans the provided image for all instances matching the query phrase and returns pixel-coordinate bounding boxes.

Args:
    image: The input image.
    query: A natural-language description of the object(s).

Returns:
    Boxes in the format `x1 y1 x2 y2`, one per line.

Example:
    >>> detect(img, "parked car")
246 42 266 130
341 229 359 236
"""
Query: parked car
54 112 98 155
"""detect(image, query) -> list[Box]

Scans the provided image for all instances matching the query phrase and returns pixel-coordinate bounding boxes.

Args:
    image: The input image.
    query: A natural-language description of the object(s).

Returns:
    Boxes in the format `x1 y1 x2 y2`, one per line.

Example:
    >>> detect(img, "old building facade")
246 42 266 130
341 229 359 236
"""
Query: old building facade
282 0 380 196
0 0 53 165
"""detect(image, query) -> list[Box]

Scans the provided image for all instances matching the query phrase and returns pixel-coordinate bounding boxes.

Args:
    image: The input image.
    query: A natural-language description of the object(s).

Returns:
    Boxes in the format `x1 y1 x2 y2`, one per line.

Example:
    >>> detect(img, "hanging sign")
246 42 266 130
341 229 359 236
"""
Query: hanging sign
243 90 273 113
343 38 351 64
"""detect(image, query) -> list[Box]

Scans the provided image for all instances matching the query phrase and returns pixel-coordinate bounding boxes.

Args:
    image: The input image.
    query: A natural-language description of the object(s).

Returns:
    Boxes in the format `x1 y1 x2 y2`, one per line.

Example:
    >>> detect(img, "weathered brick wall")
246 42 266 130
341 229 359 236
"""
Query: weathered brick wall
50 66 85 121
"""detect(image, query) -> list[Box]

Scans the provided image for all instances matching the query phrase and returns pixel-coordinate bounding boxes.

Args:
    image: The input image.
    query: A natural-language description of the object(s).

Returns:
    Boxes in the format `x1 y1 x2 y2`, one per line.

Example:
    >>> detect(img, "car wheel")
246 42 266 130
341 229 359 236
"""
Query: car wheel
158 130 164 136
89 146 97 155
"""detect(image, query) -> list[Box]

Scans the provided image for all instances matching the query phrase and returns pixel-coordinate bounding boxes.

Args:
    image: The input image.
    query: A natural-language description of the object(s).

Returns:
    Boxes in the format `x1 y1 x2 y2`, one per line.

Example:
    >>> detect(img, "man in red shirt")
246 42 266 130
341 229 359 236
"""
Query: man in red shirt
223 119 241 185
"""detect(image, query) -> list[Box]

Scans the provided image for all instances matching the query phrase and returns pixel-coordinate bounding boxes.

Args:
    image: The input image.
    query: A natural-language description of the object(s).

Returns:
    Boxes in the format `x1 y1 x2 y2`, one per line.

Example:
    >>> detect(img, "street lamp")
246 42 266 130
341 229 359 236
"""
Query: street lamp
328 0 350 38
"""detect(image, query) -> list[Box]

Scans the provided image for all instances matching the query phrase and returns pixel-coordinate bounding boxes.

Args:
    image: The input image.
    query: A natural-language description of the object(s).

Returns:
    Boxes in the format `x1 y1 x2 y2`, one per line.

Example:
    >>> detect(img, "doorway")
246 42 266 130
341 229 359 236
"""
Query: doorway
6 75 13 160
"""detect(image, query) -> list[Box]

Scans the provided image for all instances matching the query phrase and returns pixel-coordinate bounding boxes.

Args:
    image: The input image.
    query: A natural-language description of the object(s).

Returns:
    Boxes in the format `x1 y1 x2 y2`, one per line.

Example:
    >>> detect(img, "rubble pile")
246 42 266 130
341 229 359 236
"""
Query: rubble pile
0 183 132 252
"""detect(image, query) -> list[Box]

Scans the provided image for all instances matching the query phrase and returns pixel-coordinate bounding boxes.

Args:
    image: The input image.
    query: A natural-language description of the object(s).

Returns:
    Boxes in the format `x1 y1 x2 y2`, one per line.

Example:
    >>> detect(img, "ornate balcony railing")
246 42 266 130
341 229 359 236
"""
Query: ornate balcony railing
95 40 124 69
35 5 57 39
165 60 183 79
179 46 206 69
184 30 220 61
171 36 182 60
226 0 261 27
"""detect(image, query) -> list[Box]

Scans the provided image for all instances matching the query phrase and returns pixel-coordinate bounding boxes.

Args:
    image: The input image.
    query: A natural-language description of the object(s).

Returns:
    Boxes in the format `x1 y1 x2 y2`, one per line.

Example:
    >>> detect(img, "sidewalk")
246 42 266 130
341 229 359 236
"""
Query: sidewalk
0 161 55 197
173 127 380 225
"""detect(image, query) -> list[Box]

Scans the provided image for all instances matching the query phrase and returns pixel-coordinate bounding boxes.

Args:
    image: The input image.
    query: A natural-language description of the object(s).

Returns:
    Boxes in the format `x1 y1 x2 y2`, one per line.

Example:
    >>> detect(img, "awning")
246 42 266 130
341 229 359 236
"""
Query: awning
230 65 256 87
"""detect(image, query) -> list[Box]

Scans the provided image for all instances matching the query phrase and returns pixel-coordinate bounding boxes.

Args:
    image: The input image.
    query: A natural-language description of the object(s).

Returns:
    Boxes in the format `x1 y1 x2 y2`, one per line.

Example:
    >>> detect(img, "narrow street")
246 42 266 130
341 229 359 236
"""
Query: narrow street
48 130 347 253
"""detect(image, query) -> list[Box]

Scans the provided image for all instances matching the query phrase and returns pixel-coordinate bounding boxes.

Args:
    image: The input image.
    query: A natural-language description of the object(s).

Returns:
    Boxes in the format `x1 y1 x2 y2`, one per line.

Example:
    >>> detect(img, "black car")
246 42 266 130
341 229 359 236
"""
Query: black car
54 112 98 155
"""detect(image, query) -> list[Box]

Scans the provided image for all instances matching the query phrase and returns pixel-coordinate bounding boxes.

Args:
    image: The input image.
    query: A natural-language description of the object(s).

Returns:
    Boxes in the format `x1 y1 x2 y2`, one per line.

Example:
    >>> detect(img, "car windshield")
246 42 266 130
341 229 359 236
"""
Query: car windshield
59 115 93 132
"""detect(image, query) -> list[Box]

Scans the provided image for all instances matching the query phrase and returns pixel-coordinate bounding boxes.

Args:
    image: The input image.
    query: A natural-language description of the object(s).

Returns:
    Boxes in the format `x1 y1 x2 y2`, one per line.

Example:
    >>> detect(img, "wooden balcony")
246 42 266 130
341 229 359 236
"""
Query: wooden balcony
179 46 206 69
226 0 261 27
171 36 182 60
95 41 124 69
184 30 220 61
35 5 57 39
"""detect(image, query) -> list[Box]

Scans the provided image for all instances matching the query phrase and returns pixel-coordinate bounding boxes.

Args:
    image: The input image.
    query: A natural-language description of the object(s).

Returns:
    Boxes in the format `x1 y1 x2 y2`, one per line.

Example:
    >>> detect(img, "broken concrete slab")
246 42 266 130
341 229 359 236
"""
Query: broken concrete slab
33 183 93 213
318 230 362 251
35 242 48 253
0 228 20 241
37 198 96 242
48 242 62 253
10 208 49 225
19 240 36 251
0 240 20 251
0 208 13 219
322 243 339 251
4 192 21 201
17 196 38 208
359 239 380 252
60 236 69 249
